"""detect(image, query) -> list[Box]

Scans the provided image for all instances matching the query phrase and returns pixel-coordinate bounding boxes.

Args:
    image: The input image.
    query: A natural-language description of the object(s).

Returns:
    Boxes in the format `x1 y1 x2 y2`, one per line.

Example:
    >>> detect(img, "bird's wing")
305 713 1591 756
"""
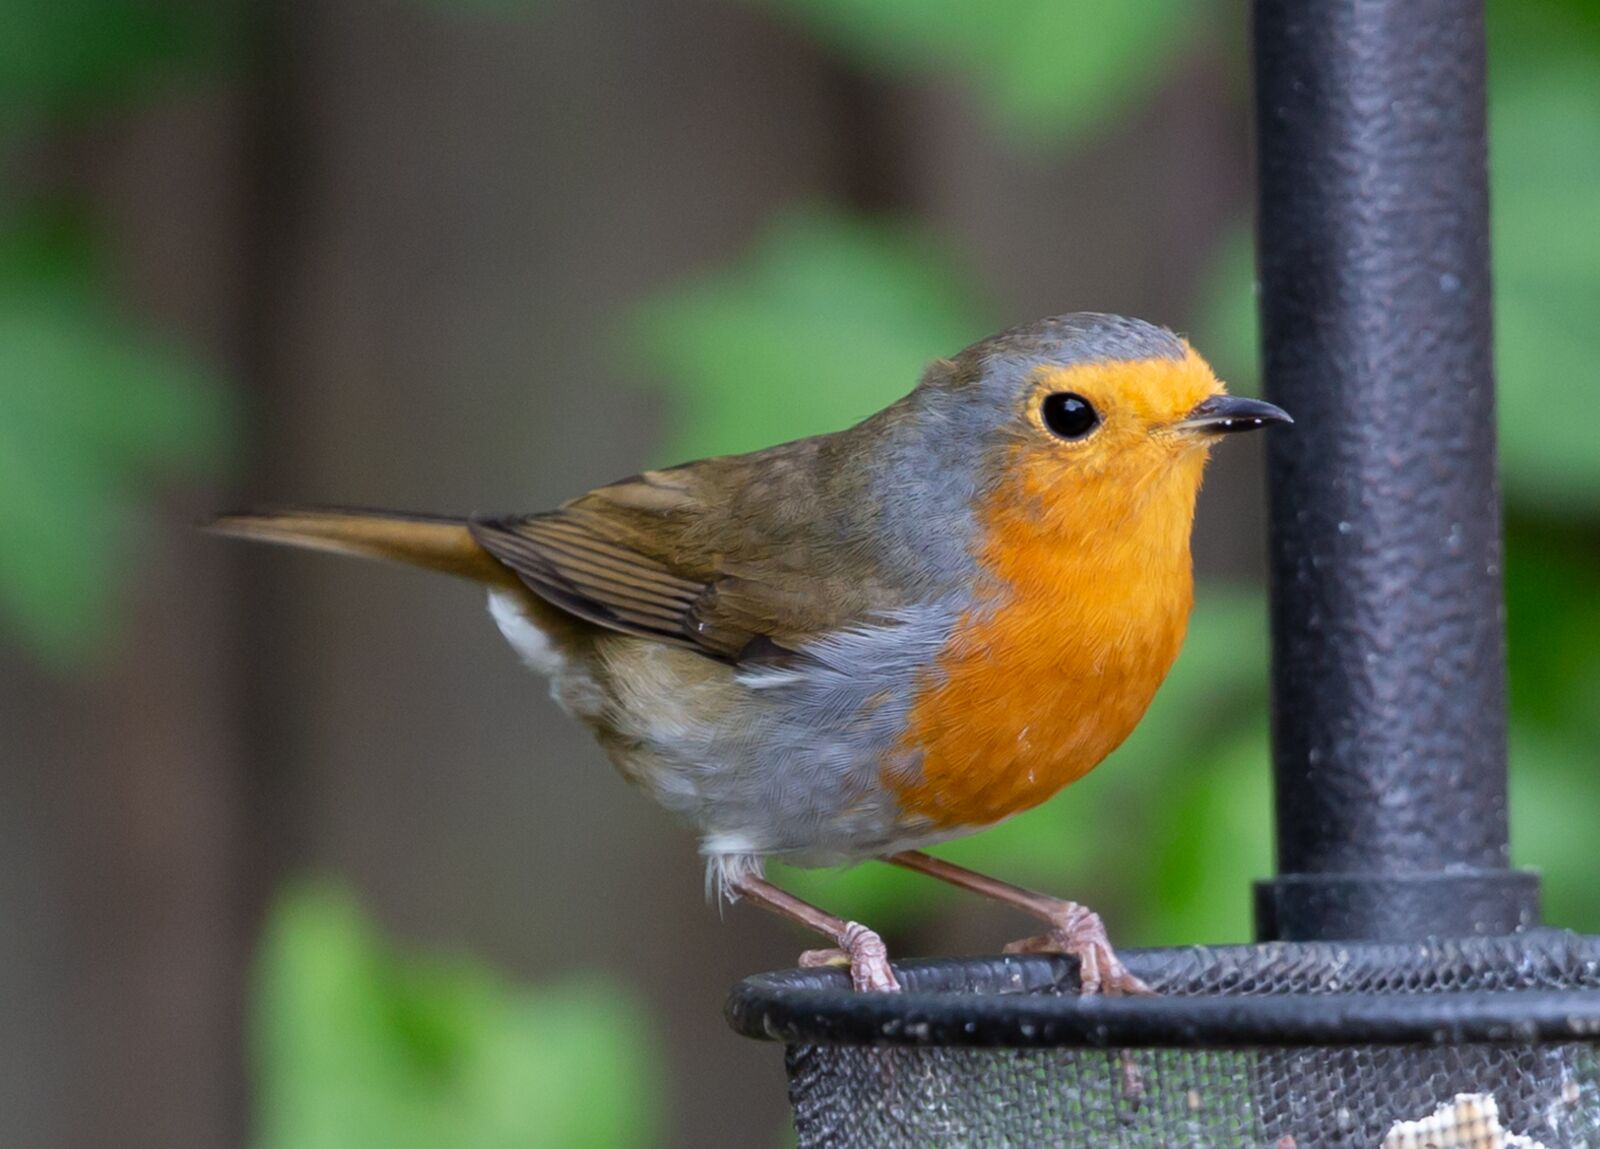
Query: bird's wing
468 507 707 649
470 445 879 664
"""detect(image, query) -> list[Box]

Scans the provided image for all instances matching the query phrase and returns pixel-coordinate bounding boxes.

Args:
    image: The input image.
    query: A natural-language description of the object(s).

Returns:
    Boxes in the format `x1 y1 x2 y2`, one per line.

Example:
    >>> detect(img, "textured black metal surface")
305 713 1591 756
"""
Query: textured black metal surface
727 932 1600 1048
1257 872 1541 943
1251 0 1537 938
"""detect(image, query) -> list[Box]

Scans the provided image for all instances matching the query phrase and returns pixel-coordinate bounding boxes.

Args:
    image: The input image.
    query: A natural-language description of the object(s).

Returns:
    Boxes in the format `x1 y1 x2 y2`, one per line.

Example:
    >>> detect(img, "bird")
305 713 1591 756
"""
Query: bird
211 313 1289 996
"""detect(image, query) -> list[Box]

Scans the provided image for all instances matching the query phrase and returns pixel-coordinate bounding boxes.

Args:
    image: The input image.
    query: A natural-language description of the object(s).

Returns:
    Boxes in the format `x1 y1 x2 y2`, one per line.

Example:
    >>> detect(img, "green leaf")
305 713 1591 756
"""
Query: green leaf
1511 725 1600 933
1504 520 1600 731
0 0 222 133
749 0 1197 145
253 883 661 1149
1487 63 1600 511
0 224 231 663
630 207 993 464
1187 225 1259 396
1143 719 1270 947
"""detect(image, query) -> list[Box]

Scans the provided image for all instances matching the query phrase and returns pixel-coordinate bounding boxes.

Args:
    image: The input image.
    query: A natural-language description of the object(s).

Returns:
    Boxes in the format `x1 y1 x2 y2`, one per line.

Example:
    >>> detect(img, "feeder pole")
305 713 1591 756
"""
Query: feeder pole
1251 0 1540 941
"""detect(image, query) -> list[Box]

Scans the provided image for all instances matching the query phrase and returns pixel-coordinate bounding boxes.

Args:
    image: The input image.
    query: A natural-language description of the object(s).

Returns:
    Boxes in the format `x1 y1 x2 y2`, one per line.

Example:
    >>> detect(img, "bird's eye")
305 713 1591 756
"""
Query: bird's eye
1040 392 1100 440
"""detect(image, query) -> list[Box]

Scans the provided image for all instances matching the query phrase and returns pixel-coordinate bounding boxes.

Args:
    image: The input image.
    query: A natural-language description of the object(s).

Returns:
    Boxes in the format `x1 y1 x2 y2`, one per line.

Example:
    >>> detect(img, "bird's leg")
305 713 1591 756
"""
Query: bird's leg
726 872 901 993
885 850 1151 996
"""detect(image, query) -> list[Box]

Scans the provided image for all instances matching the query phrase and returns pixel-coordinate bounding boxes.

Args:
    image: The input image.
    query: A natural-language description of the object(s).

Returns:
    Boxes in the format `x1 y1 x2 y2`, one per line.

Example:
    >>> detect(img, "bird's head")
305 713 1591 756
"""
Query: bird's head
920 314 1290 531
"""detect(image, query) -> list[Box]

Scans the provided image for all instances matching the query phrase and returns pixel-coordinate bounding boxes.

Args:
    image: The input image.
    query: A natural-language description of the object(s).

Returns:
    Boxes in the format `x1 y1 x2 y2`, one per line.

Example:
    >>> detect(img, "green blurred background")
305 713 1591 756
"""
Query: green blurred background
3 0 1597 1145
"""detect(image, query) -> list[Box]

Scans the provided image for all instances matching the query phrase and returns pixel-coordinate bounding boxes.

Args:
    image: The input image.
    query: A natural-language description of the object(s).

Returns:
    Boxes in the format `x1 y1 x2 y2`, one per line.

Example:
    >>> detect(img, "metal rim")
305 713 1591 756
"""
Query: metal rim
726 935 1600 1049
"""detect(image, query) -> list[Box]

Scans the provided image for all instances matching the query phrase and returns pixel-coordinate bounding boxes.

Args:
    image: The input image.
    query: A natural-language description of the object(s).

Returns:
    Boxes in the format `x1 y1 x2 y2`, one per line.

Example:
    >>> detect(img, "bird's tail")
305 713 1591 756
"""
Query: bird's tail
207 507 517 586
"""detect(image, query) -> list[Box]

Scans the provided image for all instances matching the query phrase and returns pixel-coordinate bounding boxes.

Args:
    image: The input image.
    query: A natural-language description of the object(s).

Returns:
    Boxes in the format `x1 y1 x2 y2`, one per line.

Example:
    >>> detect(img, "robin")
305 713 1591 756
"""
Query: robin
213 313 1289 995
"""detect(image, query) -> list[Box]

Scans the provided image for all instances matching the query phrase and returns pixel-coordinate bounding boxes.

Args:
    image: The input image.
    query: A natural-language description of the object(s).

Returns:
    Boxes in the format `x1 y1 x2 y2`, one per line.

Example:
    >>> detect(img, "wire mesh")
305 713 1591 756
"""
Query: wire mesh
728 931 1600 1148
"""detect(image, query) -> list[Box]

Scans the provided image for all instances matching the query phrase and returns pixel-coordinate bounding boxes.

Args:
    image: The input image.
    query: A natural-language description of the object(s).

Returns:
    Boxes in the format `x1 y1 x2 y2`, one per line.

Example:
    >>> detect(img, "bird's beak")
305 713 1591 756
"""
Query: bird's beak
1172 394 1293 437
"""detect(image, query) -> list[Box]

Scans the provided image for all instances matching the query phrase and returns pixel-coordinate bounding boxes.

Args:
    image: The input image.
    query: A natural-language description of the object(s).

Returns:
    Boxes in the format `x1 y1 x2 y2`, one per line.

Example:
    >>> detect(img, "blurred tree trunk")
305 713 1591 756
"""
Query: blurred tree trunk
0 89 254 1148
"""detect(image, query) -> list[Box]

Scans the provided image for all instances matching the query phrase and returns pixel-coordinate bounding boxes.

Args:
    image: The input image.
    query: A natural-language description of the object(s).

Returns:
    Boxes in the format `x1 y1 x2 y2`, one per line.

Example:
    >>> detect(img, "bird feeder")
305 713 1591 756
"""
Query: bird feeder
727 2 1600 1144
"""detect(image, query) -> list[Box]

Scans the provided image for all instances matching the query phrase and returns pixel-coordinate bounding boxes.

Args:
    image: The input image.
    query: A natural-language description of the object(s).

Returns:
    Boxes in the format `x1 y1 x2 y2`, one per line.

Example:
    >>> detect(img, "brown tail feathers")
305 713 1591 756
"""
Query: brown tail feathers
207 508 517 587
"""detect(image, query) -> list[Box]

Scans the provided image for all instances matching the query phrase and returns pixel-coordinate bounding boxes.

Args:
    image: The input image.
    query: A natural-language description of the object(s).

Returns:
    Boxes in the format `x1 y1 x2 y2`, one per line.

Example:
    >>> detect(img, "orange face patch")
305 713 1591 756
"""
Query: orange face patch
888 353 1216 830
1019 350 1224 473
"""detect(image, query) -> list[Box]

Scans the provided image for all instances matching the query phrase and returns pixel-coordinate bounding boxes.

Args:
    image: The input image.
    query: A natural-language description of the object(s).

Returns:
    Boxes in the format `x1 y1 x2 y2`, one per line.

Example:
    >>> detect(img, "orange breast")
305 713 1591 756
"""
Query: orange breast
889 446 1203 830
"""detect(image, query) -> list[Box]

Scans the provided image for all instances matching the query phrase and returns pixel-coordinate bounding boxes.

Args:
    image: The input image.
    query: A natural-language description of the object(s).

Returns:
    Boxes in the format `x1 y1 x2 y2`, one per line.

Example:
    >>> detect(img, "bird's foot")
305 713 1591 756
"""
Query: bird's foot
1003 902 1153 996
798 922 901 992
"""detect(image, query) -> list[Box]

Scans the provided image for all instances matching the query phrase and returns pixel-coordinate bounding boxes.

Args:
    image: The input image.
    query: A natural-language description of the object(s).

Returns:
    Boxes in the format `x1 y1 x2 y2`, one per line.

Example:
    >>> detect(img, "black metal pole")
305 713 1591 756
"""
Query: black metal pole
1251 0 1540 941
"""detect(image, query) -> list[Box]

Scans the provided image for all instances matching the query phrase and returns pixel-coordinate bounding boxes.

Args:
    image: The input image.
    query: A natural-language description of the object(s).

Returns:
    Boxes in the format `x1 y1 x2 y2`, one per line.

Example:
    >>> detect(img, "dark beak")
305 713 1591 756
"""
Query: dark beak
1174 394 1293 436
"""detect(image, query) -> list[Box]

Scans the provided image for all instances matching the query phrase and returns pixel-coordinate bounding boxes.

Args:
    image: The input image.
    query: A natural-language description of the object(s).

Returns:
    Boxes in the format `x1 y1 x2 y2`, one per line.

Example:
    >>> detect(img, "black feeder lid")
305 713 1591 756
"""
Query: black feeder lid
728 931 1600 1050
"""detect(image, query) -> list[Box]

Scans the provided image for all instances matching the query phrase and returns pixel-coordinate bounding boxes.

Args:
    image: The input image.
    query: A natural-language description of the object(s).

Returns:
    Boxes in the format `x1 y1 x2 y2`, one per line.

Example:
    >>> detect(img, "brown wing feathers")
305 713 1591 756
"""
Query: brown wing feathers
468 513 709 651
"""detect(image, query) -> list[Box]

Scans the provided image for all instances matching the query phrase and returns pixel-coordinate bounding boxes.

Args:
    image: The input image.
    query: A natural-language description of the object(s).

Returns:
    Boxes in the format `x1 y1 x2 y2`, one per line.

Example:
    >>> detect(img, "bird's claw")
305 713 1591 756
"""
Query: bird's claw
1003 903 1153 996
798 922 901 992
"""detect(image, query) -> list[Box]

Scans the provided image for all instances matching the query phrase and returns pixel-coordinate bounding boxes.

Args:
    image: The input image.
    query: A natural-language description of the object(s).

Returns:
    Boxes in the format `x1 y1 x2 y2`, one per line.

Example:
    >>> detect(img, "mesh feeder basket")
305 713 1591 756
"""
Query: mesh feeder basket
727 932 1600 1148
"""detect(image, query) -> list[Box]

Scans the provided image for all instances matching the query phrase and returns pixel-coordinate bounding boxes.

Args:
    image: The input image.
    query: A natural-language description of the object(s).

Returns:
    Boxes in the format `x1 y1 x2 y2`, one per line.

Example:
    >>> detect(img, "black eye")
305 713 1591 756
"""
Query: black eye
1040 392 1099 440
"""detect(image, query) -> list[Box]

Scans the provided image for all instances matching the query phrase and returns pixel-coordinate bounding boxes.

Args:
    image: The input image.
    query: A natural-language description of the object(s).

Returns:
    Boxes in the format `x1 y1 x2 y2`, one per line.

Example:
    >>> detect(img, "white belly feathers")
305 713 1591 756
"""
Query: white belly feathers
485 587 968 871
